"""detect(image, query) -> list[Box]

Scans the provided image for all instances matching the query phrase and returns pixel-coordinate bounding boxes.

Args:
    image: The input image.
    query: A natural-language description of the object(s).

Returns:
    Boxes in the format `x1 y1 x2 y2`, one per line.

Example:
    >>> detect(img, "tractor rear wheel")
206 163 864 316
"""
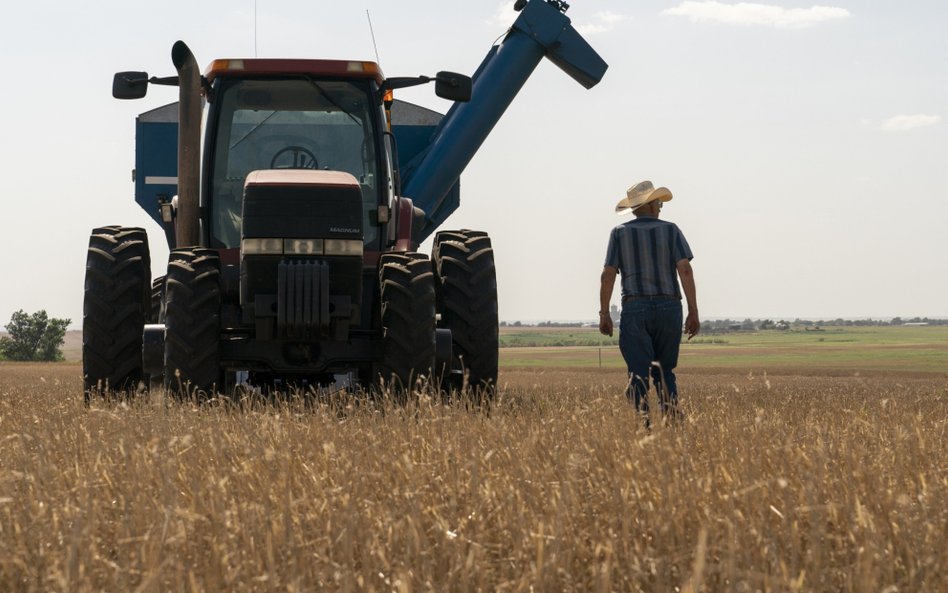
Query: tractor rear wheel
432 229 499 394
163 249 222 399
82 226 151 400
376 253 436 393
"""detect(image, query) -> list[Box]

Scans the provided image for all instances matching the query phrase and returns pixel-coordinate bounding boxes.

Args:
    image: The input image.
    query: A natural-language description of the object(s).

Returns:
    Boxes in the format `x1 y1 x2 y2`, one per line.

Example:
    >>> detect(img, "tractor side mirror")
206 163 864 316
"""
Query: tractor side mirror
113 71 150 99
435 71 472 103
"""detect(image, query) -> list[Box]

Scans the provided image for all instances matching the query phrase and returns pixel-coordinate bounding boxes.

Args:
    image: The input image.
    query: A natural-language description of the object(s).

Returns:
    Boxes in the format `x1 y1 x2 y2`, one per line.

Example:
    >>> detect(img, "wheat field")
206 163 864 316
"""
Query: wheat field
1 363 945 592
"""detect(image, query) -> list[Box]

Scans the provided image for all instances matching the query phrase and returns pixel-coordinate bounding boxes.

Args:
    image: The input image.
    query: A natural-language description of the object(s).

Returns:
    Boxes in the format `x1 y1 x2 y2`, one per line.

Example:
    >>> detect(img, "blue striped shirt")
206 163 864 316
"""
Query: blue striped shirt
604 217 693 299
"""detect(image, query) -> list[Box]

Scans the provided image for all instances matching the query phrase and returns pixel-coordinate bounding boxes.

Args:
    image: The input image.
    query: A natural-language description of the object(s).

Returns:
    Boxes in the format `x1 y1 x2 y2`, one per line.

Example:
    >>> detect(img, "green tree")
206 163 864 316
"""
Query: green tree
0 310 71 361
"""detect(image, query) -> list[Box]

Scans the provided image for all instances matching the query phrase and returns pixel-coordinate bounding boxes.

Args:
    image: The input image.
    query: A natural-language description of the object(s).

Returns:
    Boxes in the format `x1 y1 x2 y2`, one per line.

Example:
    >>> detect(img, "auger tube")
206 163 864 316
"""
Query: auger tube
399 0 608 240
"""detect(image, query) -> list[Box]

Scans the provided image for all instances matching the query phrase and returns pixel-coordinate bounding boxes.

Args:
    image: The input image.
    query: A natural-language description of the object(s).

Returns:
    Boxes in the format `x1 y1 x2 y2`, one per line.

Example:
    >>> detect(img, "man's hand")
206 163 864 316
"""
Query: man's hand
599 267 618 337
599 314 613 337
677 259 699 341
685 311 700 340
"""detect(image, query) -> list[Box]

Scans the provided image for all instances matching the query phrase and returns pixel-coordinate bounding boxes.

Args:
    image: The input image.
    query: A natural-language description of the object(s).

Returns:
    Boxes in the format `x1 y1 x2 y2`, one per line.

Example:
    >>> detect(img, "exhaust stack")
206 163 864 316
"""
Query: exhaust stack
171 41 202 248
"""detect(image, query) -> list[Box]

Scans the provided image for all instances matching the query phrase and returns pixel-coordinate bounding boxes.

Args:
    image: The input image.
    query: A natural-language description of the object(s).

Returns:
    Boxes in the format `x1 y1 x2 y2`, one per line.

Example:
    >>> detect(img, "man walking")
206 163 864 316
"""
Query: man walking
599 180 699 421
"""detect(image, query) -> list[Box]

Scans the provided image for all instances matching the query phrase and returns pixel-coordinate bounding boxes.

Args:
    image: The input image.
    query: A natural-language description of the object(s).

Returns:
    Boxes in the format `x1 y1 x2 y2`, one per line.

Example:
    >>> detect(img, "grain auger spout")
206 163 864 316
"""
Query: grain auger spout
400 0 608 240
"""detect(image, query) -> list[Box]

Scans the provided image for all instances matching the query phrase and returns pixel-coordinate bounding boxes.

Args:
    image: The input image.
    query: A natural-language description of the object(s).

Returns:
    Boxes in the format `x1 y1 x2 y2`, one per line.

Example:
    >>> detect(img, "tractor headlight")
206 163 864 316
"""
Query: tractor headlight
241 238 362 256
284 239 324 255
324 239 363 257
242 238 283 255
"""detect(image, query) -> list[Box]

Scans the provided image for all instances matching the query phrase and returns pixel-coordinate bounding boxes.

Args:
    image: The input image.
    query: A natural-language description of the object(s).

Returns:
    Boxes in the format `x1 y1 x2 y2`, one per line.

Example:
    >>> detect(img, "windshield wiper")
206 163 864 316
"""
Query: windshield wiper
302 76 363 127
229 110 279 150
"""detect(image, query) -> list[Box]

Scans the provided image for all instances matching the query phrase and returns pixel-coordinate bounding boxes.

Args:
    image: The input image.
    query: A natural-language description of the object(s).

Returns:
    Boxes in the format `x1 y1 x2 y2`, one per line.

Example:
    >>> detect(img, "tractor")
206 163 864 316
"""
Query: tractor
83 0 607 398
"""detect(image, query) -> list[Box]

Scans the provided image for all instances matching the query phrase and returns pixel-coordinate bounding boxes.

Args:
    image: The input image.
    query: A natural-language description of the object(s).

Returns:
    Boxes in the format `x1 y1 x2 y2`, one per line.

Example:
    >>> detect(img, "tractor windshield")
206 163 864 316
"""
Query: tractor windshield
208 77 385 248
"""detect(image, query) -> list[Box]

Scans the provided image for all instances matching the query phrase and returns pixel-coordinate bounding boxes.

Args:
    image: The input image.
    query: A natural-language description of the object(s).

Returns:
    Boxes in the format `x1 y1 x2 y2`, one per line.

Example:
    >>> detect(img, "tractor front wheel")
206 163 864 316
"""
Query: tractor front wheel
163 249 222 399
376 253 436 394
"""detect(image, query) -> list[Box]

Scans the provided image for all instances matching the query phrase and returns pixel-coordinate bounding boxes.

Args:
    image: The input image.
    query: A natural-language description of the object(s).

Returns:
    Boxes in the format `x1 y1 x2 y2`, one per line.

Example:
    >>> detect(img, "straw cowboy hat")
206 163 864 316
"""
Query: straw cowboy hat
615 180 673 215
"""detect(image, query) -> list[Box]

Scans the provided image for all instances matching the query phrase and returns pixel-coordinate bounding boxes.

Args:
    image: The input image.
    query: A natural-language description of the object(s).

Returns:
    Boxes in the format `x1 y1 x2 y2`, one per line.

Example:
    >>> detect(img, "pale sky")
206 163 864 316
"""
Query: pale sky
1 0 945 327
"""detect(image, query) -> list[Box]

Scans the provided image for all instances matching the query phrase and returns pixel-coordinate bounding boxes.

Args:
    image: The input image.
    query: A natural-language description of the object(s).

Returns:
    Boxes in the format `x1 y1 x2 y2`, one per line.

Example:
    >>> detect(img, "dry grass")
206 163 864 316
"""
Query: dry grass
1 363 946 592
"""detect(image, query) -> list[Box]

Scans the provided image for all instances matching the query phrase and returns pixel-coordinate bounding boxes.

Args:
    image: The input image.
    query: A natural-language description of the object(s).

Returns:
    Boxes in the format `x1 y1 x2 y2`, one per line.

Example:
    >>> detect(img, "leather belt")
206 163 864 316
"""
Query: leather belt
623 294 677 303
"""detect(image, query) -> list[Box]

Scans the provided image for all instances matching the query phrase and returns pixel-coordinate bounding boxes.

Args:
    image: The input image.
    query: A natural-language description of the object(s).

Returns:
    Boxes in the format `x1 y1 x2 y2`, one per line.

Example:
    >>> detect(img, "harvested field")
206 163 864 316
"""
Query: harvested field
1 361 946 592
499 326 948 375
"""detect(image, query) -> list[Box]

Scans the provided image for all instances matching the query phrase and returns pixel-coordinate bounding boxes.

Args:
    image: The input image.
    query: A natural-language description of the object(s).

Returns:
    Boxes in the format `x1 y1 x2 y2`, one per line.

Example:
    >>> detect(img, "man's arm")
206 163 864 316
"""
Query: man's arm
599 266 618 337
677 259 699 339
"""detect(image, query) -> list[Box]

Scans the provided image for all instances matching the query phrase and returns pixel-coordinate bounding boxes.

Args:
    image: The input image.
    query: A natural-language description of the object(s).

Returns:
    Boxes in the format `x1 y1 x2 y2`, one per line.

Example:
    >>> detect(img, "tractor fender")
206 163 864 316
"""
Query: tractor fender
393 196 421 252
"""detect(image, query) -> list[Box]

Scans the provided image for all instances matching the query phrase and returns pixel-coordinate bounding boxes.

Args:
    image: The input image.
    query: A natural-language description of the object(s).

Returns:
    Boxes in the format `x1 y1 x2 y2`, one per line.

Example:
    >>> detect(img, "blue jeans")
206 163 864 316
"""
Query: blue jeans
619 298 683 415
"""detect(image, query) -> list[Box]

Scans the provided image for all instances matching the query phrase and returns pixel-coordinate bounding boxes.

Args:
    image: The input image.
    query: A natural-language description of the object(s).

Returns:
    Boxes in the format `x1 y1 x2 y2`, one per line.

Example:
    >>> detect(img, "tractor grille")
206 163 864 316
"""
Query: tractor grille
277 260 330 340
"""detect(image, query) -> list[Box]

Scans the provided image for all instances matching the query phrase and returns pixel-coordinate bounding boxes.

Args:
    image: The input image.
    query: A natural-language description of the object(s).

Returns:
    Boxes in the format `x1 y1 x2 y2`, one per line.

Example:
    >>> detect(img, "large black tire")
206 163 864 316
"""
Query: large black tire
376 253 436 392
163 249 222 399
147 250 192 389
432 229 499 392
149 275 165 323
82 226 151 400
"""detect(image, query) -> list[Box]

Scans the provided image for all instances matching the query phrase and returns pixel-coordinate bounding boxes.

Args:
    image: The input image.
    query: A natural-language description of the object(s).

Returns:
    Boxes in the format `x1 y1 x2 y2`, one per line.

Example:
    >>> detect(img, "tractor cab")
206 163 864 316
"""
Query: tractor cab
201 60 393 251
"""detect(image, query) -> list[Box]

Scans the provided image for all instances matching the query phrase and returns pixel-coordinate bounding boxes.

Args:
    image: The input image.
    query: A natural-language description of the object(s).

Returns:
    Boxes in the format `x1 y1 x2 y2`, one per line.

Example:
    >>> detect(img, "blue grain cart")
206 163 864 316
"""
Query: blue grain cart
83 0 607 399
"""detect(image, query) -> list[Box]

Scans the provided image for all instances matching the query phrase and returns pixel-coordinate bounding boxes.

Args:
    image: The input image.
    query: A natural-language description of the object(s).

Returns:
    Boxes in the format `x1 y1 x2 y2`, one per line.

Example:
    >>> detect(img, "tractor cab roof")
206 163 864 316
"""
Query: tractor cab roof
205 59 384 85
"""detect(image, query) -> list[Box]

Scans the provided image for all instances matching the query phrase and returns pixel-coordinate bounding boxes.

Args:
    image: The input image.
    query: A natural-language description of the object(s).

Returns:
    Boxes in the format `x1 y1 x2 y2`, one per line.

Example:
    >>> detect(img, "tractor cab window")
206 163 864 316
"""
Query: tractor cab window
209 78 382 248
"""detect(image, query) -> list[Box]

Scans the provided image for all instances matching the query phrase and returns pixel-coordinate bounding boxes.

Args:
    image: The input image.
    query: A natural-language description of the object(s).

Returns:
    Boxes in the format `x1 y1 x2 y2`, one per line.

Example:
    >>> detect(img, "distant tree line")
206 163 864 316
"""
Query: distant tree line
500 321 587 328
499 317 947 331
700 317 948 333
